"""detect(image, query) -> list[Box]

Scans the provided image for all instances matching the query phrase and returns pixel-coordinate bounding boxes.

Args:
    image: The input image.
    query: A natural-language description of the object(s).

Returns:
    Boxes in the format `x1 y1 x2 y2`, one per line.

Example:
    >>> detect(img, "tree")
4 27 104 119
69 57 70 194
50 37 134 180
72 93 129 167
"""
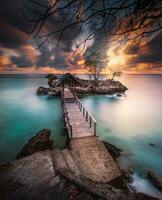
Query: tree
110 72 122 82
23 0 162 49
108 67 122 82
85 52 108 84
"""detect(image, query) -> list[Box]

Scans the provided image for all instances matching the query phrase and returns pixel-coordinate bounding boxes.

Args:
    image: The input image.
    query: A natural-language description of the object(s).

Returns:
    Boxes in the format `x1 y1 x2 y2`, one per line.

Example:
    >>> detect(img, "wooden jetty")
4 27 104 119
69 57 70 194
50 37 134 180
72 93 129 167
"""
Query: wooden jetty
62 88 96 138
58 74 122 184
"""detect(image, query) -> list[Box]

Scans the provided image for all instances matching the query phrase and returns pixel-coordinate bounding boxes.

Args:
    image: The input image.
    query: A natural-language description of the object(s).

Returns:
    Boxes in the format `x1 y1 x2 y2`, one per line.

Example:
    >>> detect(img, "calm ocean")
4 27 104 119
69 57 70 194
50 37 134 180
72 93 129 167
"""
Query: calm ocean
0 74 162 198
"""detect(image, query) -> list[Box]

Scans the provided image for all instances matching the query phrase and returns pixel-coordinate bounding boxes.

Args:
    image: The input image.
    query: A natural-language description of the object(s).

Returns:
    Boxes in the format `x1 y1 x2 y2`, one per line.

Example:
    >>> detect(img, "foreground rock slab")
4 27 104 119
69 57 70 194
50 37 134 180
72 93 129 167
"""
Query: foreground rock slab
69 136 122 185
0 150 130 200
0 149 159 200
0 151 55 200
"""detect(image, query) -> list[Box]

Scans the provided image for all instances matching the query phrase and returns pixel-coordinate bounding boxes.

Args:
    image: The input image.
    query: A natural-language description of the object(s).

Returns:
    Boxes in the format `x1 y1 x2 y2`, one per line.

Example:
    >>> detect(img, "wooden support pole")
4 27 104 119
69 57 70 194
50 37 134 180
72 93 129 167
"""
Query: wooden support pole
83 107 85 117
86 111 88 121
94 122 96 135
90 116 92 128
70 125 72 138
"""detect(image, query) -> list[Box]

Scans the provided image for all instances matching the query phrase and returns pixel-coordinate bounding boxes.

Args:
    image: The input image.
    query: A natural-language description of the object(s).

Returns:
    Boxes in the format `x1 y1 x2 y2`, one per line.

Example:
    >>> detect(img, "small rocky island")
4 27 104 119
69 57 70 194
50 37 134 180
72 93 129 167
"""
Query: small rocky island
37 73 128 96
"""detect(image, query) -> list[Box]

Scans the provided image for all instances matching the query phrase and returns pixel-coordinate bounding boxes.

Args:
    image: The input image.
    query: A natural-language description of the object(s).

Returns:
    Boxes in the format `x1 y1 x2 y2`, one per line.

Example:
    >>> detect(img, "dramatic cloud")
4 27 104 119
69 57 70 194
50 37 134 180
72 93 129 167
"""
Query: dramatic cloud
107 31 162 74
0 0 28 49
0 0 161 74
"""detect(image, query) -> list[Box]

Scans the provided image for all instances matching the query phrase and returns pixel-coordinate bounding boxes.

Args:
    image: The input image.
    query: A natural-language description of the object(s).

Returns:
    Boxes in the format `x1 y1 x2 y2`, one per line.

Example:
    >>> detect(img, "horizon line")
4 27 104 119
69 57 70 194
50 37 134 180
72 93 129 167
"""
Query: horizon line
0 73 162 75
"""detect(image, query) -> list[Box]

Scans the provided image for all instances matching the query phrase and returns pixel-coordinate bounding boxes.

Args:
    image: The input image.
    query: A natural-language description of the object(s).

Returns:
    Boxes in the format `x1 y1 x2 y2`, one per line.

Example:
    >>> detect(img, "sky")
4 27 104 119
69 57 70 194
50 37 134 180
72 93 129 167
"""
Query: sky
0 0 162 74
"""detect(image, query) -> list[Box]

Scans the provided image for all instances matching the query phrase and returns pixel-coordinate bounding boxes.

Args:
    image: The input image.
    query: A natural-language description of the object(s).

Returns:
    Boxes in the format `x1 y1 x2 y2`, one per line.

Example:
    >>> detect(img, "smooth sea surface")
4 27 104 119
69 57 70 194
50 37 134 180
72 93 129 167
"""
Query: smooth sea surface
0 74 162 198
0 74 66 164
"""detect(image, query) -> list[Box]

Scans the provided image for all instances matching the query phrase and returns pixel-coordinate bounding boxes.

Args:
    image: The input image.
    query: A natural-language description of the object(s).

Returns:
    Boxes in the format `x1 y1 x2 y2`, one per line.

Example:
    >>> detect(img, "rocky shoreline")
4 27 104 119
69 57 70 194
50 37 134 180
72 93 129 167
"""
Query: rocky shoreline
0 129 160 200
37 74 128 96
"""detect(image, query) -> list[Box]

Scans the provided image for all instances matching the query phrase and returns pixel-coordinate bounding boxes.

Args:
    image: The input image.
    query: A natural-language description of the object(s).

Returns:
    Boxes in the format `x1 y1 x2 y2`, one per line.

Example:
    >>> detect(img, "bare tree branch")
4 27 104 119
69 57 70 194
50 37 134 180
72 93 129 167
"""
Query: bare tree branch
22 0 162 50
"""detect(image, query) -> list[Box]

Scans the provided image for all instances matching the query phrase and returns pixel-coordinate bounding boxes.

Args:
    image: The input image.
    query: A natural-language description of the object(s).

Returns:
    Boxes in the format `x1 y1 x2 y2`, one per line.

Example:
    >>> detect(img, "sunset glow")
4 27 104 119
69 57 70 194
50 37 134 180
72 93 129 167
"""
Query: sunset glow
107 45 126 72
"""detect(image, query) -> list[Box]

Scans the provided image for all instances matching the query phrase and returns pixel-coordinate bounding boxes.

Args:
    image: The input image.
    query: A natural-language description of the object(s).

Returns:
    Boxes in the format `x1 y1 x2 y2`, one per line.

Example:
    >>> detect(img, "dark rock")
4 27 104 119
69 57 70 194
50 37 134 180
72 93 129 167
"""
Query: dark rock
48 91 57 96
149 143 156 147
48 87 61 96
148 170 162 191
135 192 159 200
58 168 134 200
46 74 58 87
45 74 58 80
16 129 54 159
36 86 48 95
1 157 158 200
76 84 127 95
39 76 127 96
103 141 122 159
128 168 134 174
76 87 92 94
122 170 133 183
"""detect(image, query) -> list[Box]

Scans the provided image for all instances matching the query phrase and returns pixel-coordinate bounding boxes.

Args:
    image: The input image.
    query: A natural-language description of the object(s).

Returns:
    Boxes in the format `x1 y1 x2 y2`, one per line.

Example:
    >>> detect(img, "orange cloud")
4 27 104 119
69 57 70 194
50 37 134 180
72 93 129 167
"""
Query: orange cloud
21 45 41 64
106 34 162 74
77 60 85 65
0 56 11 72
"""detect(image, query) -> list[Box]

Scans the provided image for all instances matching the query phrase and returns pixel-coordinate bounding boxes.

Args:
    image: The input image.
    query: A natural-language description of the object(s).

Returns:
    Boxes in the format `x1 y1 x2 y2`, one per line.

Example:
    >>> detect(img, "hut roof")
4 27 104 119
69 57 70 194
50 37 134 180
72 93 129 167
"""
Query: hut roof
56 73 82 87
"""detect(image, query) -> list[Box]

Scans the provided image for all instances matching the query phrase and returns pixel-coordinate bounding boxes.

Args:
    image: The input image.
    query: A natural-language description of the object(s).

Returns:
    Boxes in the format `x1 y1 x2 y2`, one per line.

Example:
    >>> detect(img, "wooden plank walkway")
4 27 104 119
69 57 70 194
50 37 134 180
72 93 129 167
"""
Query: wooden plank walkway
60 88 122 183
62 88 95 138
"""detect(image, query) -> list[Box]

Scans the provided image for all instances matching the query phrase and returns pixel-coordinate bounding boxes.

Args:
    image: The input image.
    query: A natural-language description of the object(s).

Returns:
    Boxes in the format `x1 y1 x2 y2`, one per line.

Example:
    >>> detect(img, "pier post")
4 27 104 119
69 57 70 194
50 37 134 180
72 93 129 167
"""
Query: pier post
86 111 88 121
83 107 85 117
70 125 72 138
94 122 96 135
90 116 92 128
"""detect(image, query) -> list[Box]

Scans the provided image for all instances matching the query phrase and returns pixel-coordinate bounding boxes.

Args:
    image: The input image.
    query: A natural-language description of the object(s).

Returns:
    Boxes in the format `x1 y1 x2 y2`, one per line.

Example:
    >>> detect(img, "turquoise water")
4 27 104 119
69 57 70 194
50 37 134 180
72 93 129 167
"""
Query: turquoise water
0 74 162 198
0 75 66 164
80 74 162 198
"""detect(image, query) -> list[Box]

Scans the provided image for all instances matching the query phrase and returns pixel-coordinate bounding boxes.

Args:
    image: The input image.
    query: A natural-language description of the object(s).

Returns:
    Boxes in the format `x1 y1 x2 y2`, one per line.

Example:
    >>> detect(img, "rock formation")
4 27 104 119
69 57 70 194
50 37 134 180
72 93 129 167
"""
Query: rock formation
37 74 128 96
37 86 48 95
103 141 122 159
16 129 54 159
148 171 162 191
0 130 159 200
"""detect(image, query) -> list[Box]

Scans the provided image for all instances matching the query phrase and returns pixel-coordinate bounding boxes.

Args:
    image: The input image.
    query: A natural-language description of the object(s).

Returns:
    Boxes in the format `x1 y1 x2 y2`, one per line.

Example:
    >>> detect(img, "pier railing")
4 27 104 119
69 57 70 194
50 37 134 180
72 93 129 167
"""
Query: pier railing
75 96 97 135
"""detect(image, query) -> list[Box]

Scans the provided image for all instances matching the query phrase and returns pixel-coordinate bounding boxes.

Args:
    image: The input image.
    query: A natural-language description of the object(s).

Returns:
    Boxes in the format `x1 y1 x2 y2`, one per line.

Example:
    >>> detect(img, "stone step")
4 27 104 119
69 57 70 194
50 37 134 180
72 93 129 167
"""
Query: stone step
51 149 67 171
61 149 80 176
